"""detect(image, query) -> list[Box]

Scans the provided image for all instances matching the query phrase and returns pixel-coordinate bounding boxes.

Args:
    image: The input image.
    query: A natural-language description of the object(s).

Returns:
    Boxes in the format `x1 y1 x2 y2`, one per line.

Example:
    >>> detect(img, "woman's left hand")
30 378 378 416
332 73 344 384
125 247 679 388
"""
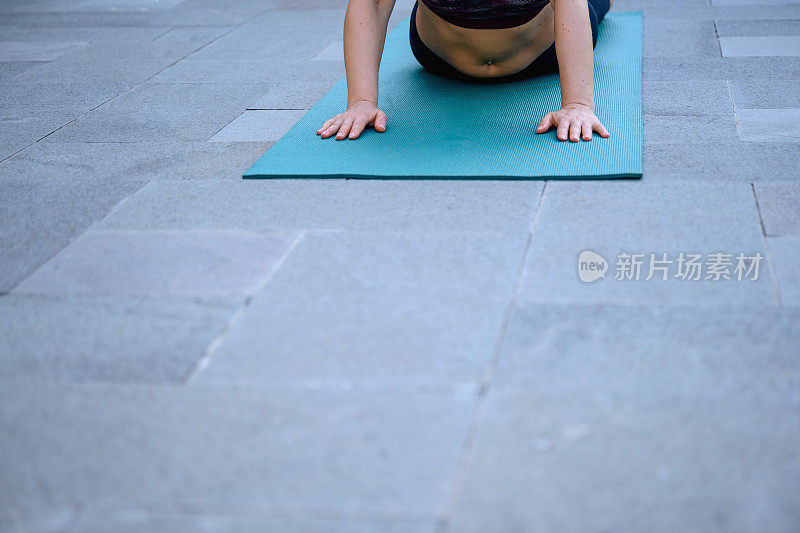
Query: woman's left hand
536 103 610 142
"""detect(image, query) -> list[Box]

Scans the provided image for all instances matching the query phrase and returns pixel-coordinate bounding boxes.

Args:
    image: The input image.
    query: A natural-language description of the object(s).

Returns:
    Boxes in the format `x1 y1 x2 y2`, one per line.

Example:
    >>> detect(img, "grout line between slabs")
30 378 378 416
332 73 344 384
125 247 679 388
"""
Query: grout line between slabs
151 26 175 42
751 183 783 306
3 178 154 295
713 19 723 58
434 181 547 532
182 230 306 384
725 79 744 141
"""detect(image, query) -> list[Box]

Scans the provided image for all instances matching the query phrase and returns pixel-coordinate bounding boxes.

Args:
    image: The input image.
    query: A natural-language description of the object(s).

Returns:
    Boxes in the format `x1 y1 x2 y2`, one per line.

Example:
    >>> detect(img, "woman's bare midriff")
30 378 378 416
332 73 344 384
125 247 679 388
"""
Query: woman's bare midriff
415 0 556 78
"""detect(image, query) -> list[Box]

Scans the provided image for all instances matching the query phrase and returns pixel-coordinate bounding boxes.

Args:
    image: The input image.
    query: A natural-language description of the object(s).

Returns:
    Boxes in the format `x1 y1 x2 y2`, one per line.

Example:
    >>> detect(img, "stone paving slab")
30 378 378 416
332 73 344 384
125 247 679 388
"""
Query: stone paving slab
8 27 231 84
491 304 799 399
43 82 269 142
188 10 346 63
735 108 800 142
0 176 146 293
614 0 713 11
0 40 87 62
95 179 544 232
715 19 800 37
14 230 301 298
447 390 800 533
0 26 172 43
312 40 344 62
1 140 275 181
517 181 773 305
729 79 800 108
0 82 128 124
643 80 737 144
149 0 282 27
0 0 280 26
151 58 345 85
0 503 434 533
643 18 719 57
0 295 238 383
0 118 63 162
209 110 307 142
614 2 800 20
630 4 800 20
0 62 37 82
644 73 733 108
249 80 338 110
712 5 800 21
643 56 800 81
753 182 800 236
769 237 800 305
0 0 77 14
644 141 800 181
0 82 122 158
57 512 435 533
70 0 188 12
193 231 526 388
0 383 474 519
0 11 156 28
720 36 800 56
643 101 736 145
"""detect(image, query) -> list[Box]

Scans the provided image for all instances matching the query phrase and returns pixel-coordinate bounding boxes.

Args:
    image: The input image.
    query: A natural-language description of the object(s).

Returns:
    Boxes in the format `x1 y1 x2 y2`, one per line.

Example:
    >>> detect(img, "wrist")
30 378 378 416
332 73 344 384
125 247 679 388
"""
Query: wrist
562 101 594 112
347 97 377 109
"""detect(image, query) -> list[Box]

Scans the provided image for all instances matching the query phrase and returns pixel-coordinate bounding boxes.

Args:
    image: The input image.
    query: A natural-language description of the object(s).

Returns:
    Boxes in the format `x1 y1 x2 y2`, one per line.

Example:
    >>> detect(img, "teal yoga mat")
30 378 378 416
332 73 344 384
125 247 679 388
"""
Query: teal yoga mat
245 11 642 180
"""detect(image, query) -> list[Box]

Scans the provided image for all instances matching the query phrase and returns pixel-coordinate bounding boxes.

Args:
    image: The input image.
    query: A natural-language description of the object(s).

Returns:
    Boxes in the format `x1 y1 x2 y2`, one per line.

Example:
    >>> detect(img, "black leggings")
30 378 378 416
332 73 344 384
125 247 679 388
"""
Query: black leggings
409 0 611 83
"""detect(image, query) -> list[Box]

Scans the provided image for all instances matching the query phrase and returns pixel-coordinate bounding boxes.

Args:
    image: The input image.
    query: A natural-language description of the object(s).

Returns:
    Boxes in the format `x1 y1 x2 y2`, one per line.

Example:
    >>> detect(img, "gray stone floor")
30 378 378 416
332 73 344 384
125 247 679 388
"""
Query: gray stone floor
1 0 799 531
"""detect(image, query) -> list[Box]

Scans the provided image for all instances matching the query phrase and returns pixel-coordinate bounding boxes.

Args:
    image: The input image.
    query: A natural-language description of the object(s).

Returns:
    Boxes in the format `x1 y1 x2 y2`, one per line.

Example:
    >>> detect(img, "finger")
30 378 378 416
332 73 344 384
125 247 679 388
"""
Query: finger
320 117 342 138
373 110 387 132
320 123 338 138
348 118 368 139
593 121 610 138
536 113 554 133
581 122 593 141
336 117 355 140
557 119 570 141
322 116 341 137
317 118 335 134
569 122 582 142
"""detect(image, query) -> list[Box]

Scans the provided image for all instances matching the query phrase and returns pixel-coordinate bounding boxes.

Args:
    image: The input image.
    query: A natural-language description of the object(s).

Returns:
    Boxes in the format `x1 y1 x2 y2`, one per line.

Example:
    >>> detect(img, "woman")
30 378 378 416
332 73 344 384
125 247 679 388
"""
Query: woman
317 0 612 142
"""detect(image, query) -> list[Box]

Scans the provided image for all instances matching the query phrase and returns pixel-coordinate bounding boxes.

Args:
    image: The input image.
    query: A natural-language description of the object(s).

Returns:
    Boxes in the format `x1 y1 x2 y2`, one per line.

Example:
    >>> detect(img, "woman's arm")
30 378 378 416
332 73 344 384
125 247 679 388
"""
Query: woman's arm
536 0 610 142
317 0 395 140
344 0 395 108
554 0 594 110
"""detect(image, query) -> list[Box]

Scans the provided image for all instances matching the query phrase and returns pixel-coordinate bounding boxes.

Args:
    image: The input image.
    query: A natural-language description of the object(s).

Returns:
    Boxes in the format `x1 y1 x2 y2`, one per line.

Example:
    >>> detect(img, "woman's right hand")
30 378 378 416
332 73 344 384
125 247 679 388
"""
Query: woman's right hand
316 99 387 140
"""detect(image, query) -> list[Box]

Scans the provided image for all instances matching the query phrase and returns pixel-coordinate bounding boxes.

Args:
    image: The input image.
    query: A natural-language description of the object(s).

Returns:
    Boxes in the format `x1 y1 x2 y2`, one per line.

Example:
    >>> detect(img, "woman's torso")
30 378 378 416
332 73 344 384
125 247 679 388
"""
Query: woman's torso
415 0 555 78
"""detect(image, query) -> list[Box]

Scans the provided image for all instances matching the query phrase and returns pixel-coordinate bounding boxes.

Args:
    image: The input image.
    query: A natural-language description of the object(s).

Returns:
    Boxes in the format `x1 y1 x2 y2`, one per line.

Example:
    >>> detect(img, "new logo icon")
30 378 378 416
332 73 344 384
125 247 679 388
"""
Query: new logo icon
578 250 608 283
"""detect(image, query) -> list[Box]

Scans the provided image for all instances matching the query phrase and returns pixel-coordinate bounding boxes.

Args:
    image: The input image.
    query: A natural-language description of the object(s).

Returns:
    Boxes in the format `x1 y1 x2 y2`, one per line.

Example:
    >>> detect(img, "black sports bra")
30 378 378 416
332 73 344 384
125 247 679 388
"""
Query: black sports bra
418 0 551 29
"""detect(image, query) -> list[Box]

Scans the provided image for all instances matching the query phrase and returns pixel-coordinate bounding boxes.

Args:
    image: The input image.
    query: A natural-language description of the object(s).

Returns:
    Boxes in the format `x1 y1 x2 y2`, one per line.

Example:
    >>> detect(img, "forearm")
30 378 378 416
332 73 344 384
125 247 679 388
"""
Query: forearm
552 0 594 110
343 0 394 107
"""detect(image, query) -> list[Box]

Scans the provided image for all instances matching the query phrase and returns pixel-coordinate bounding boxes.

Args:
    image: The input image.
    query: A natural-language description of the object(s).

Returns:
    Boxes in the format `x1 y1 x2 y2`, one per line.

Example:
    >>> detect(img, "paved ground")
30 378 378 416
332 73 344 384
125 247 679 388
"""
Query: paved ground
1 0 799 531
